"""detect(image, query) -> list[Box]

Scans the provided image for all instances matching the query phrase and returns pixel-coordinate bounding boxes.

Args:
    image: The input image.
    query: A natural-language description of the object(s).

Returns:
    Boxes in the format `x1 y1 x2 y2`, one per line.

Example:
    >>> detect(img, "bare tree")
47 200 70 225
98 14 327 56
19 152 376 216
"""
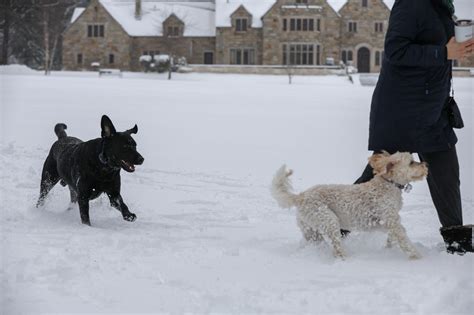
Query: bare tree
1 0 11 65
0 0 85 70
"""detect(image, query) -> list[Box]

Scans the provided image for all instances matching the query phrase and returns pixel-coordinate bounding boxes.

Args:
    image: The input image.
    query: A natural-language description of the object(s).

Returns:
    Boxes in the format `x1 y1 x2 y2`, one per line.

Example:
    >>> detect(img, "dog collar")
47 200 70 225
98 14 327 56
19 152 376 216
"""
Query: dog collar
381 176 412 193
98 140 121 171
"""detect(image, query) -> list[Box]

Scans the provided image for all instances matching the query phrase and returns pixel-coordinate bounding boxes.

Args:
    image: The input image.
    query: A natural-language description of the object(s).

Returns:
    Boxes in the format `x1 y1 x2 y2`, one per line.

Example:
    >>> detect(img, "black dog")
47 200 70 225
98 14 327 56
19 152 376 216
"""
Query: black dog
36 115 144 225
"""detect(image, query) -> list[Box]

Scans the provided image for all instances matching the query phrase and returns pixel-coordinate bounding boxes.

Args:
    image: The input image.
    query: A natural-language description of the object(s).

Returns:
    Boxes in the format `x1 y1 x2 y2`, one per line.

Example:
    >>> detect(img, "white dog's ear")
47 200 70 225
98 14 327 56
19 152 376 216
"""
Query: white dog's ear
369 153 390 175
386 161 395 174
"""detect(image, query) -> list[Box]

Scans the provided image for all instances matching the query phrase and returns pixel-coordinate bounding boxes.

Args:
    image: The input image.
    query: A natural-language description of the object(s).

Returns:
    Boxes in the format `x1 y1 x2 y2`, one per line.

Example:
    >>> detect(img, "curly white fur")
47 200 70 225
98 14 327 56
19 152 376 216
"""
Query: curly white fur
271 152 428 260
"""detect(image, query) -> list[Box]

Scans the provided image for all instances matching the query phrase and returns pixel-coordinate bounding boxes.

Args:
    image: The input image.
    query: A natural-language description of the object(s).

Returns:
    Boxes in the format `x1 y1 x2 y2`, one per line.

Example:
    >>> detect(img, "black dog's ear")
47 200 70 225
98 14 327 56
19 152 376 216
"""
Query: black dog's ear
101 115 117 138
125 124 138 135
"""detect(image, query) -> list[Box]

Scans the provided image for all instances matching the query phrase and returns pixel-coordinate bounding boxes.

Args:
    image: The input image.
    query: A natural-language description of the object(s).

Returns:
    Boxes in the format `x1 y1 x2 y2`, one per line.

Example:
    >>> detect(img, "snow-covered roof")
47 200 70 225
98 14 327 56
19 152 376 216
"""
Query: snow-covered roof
70 1 214 37
215 0 276 28
71 7 85 23
214 1 393 26
100 0 215 36
70 0 472 35
327 0 394 12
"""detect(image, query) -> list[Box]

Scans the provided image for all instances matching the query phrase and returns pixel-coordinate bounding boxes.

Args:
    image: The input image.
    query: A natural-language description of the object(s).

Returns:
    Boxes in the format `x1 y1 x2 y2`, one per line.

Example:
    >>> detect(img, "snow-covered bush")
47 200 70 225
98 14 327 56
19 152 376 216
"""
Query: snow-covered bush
154 54 171 73
139 55 153 72
91 62 100 71
325 57 335 66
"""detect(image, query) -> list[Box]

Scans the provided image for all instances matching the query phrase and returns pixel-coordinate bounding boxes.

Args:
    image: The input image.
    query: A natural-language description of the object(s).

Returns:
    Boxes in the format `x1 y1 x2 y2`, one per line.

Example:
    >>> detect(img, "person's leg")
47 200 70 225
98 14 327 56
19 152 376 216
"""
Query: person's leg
354 163 375 184
418 146 471 253
418 147 462 227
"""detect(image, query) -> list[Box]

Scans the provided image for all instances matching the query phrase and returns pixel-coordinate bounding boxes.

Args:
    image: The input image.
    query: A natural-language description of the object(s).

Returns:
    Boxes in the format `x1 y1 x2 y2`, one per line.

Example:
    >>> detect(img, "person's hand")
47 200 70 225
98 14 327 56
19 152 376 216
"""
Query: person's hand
446 37 474 60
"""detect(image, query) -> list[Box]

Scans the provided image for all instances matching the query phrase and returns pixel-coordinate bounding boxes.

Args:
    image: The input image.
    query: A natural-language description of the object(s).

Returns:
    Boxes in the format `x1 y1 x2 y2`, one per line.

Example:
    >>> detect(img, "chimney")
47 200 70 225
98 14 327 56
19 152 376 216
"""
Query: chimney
135 0 142 20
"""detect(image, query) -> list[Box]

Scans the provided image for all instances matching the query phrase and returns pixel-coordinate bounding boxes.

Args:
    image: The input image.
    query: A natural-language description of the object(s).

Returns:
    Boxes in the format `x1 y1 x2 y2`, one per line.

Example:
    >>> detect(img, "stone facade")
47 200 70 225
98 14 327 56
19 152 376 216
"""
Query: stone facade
63 0 215 71
63 0 132 71
130 37 216 70
338 0 390 72
62 0 397 72
216 5 264 65
261 0 341 65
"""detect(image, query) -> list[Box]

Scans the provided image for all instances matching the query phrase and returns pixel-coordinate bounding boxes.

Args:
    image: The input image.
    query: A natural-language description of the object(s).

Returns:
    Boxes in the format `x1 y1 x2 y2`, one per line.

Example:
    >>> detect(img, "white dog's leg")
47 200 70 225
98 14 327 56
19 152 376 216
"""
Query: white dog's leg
385 230 395 248
297 216 324 243
386 222 421 259
305 207 345 258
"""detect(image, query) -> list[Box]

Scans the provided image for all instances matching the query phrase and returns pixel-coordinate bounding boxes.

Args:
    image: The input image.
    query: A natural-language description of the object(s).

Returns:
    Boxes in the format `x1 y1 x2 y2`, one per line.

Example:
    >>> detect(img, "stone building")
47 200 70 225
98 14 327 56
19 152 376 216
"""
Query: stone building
64 0 470 73
338 0 390 73
63 0 216 71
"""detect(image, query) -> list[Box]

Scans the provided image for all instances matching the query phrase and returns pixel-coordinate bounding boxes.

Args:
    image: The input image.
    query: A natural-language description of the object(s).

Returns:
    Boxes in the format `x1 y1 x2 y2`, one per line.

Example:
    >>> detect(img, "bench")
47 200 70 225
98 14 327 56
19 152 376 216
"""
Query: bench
98 68 122 78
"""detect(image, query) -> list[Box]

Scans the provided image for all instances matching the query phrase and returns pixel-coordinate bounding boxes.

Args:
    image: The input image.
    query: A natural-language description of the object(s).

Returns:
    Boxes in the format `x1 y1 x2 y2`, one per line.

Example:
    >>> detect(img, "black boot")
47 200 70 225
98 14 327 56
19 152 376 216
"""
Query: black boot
440 225 473 255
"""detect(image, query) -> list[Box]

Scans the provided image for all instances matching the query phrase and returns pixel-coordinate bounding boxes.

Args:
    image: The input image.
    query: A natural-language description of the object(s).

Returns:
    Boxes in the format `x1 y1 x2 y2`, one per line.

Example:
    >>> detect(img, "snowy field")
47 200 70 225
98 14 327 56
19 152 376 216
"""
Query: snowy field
1 67 473 314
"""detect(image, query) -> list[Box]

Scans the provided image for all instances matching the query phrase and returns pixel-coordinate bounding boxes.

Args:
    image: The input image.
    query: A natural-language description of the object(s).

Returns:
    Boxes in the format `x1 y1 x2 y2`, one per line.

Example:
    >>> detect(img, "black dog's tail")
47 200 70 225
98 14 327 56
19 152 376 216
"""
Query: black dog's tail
54 123 68 139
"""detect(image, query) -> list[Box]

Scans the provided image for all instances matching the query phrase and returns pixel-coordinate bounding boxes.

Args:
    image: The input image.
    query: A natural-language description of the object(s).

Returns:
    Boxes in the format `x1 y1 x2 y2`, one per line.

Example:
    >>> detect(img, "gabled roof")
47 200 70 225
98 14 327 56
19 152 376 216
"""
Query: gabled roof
328 0 393 12
71 7 85 23
215 0 276 28
215 1 394 27
71 0 216 37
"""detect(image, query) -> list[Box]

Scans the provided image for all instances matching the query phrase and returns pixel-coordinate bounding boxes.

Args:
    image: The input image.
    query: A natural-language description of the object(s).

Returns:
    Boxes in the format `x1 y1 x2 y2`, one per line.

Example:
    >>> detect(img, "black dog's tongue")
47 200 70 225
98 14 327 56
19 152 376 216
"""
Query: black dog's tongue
121 160 135 172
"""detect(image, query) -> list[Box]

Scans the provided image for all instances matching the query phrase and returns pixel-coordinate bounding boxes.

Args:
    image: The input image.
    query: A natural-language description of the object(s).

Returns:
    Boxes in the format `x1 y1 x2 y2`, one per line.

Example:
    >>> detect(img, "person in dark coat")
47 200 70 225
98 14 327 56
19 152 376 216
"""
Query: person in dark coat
354 0 474 254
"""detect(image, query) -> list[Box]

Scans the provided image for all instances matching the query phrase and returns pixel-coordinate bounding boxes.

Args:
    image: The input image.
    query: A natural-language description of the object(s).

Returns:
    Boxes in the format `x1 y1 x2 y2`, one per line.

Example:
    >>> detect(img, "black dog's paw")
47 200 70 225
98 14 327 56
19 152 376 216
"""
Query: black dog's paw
123 213 137 222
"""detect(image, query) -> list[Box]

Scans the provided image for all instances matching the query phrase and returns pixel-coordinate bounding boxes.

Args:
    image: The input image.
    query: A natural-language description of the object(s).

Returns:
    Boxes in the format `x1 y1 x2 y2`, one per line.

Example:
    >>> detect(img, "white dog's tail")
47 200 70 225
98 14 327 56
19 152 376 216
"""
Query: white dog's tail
271 165 300 208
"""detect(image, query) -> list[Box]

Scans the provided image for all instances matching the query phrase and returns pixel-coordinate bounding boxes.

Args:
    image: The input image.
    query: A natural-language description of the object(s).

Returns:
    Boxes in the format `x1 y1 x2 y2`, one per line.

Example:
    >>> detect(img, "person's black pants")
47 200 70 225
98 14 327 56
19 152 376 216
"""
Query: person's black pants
354 147 463 228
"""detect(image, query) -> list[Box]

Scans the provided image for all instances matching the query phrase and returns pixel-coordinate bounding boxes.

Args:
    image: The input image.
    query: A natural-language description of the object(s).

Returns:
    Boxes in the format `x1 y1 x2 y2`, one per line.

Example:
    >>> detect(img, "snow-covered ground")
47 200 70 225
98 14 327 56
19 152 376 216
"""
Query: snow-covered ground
1 67 473 314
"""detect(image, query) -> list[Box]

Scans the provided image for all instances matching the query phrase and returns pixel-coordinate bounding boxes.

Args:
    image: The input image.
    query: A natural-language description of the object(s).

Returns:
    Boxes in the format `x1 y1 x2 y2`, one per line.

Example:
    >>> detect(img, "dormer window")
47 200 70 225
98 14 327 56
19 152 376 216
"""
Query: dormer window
362 0 368 7
235 18 248 32
167 26 180 37
163 14 184 37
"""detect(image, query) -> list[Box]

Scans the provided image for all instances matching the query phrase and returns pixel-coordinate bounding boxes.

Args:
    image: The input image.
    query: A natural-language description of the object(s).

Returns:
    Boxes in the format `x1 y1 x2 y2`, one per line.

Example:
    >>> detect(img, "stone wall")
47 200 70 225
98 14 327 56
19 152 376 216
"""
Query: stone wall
216 5 264 65
130 37 215 71
262 0 341 65
338 0 390 72
190 64 342 75
63 0 132 71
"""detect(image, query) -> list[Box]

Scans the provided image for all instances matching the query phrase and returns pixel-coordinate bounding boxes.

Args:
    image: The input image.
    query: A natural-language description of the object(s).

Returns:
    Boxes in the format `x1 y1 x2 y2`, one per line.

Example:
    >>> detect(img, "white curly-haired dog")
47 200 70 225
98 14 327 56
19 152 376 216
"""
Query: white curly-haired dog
271 152 428 259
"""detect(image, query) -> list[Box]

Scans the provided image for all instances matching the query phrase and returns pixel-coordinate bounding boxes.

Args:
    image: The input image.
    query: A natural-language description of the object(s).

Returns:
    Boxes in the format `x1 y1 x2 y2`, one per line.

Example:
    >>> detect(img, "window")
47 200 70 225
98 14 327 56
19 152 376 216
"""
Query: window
230 48 255 65
341 50 353 64
376 51 386 66
235 18 248 32
285 18 317 32
296 0 308 4
290 19 296 31
109 54 115 64
282 44 320 65
362 0 368 7
77 53 83 64
375 22 384 33
348 22 357 33
87 24 104 37
166 26 180 36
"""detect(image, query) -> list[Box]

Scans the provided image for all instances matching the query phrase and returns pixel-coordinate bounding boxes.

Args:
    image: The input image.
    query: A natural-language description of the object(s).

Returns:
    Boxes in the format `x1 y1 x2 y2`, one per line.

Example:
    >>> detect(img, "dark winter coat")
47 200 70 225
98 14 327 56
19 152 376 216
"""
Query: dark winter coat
368 0 457 153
